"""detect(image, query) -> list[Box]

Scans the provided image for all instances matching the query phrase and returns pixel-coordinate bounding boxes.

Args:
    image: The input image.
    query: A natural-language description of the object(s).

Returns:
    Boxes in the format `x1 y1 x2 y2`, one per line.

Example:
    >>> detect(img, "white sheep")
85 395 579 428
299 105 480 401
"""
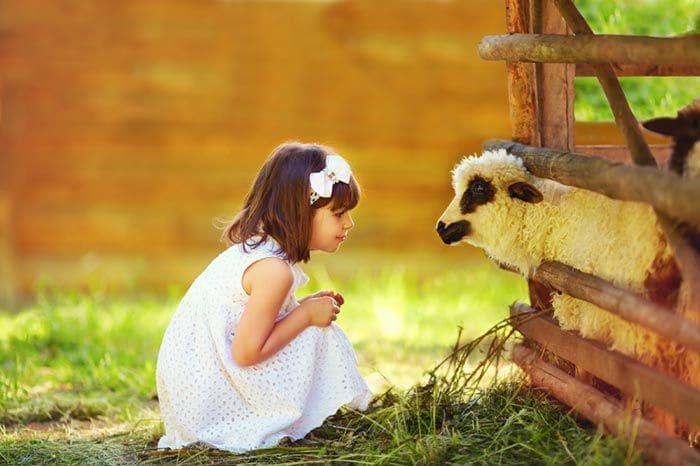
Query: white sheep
436 149 679 363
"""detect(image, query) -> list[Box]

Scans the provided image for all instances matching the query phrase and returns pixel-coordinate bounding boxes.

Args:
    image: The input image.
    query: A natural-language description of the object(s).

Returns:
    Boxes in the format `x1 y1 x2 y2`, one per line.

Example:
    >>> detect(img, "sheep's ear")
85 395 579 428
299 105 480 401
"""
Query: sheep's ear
508 182 543 203
642 117 677 136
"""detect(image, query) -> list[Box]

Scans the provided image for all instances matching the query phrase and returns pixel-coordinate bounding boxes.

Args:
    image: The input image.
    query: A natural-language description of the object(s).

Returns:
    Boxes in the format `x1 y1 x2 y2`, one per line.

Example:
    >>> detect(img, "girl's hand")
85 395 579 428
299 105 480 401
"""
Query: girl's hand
300 290 345 306
300 296 341 327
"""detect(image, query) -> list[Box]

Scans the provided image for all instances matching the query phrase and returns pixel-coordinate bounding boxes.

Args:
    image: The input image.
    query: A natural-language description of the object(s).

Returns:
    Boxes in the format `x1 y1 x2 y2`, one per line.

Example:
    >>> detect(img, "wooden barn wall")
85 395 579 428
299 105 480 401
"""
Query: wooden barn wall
0 0 636 297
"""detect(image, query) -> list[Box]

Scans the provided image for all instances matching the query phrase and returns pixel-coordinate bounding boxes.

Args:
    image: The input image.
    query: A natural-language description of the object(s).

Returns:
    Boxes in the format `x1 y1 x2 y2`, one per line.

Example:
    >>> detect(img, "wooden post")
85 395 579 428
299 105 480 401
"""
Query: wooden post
512 344 700 466
532 0 574 151
505 0 540 146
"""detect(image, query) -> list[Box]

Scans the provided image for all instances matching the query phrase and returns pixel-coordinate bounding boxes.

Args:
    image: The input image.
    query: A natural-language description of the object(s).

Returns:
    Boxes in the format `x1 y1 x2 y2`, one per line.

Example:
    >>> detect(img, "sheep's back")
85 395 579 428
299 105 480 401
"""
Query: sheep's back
541 188 668 292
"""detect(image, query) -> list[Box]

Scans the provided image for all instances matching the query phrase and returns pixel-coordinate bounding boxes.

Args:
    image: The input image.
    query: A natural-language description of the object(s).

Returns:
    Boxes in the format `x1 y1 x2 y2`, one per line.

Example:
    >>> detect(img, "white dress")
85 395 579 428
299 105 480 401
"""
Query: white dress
156 237 371 452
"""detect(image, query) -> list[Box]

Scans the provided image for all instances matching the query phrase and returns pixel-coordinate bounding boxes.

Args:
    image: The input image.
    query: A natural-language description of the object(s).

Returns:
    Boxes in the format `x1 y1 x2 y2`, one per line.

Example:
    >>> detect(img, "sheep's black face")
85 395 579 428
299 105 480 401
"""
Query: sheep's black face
438 150 544 251
437 220 470 244
642 100 700 175
436 176 495 244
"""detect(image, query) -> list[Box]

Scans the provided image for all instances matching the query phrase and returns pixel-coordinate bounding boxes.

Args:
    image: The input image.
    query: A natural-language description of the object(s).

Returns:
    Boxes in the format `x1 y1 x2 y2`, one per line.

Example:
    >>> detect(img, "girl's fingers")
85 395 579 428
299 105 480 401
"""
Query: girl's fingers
314 290 344 305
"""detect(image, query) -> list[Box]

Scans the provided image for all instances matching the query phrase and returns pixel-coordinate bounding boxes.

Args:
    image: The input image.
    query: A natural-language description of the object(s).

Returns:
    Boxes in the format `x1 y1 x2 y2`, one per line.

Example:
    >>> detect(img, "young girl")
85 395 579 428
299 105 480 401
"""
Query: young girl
155 142 372 452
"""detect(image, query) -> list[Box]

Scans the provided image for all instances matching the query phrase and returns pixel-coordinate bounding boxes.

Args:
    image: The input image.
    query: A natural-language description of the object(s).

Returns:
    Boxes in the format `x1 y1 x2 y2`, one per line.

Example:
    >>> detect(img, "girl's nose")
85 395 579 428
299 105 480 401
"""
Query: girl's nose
344 212 354 230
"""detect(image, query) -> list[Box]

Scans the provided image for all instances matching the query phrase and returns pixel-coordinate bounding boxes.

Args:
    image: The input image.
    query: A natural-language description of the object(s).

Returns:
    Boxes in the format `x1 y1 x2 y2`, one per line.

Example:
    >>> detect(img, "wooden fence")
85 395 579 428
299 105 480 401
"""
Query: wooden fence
478 1 700 464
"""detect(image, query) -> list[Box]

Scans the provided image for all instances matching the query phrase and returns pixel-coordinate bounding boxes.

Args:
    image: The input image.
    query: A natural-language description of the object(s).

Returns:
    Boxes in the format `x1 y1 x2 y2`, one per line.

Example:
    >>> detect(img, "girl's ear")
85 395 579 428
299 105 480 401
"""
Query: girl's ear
508 182 543 203
642 117 678 136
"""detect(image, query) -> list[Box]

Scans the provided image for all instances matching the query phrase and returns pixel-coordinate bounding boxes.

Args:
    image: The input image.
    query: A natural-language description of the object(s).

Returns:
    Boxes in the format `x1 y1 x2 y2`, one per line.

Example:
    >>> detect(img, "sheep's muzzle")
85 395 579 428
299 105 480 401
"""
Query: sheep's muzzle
436 220 470 244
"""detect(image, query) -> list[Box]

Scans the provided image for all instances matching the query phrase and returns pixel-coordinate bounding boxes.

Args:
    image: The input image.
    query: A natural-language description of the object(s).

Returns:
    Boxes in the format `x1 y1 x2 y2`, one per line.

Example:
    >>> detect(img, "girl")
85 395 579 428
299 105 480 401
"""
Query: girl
156 142 372 452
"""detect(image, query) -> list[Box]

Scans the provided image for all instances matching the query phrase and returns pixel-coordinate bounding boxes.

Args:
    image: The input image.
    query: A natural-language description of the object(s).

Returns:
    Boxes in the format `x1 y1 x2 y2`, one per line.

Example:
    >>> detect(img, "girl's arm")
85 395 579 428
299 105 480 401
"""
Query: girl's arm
232 257 339 367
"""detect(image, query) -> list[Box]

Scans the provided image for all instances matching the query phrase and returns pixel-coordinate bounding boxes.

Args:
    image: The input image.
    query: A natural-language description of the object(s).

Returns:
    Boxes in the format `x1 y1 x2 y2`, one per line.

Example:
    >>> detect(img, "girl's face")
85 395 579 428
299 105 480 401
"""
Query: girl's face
309 203 354 253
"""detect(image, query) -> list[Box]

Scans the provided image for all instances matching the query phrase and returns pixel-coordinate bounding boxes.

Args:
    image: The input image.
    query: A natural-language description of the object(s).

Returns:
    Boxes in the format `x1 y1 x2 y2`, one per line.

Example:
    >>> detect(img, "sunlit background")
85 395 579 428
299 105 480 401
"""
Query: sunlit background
0 1 508 298
0 1 698 462
1 0 697 300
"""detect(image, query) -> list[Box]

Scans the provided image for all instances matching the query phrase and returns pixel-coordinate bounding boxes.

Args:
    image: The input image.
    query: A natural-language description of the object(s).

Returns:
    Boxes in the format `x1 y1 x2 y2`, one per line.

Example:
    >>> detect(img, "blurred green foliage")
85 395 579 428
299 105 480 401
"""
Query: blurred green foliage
575 0 700 121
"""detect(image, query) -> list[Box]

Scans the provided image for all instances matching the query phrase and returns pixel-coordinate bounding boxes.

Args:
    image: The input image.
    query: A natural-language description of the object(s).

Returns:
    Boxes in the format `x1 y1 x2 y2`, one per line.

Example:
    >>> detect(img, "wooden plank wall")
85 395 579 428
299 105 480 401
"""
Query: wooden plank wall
0 0 659 298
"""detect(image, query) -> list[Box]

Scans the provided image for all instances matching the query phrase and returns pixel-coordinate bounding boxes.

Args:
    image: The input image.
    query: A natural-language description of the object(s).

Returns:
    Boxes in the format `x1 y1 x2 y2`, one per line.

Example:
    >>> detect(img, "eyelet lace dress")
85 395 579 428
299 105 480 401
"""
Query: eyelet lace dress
156 237 372 452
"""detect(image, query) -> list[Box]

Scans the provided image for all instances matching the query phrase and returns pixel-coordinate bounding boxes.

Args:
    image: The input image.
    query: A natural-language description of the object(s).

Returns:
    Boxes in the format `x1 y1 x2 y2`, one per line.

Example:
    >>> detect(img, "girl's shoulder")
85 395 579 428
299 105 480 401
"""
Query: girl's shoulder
197 235 307 294
209 235 289 272
235 235 309 289
232 235 288 261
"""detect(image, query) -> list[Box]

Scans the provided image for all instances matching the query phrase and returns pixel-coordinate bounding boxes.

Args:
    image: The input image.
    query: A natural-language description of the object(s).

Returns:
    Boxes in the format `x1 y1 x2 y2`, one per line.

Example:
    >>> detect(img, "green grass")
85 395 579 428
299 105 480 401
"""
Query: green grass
307 255 529 389
0 257 644 465
575 0 700 121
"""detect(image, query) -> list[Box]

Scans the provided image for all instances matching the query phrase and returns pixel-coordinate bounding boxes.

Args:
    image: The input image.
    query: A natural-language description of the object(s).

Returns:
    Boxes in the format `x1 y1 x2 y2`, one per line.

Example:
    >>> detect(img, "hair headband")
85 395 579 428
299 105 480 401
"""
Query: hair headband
309 155 352 205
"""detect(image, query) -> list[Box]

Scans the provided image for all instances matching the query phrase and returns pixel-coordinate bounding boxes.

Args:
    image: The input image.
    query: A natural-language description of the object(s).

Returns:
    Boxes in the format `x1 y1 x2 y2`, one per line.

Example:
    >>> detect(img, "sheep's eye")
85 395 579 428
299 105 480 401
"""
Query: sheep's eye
460 176 494 214
471 181 487 194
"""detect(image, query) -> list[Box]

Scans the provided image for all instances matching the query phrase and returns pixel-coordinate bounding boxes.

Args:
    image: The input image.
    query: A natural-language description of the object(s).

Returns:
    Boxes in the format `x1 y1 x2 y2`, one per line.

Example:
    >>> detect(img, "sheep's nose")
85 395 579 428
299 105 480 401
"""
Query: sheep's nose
436 220 470 244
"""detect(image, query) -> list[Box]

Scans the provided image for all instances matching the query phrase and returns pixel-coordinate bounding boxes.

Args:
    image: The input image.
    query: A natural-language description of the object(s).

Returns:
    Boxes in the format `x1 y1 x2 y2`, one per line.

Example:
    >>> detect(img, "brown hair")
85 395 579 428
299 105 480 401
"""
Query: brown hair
223 141 360 263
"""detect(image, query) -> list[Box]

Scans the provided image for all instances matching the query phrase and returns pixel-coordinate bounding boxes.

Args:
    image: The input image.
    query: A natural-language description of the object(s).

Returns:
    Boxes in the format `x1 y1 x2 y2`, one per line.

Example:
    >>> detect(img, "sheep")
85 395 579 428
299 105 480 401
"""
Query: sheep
642 97 700 178
643 99 700 437
643 98 700 251
436 149 676 354
436 148 700 437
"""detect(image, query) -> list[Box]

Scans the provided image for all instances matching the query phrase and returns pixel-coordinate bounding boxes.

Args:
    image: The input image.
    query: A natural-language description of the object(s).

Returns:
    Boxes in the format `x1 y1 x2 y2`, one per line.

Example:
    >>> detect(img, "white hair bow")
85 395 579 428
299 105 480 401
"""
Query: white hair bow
309 155 352 205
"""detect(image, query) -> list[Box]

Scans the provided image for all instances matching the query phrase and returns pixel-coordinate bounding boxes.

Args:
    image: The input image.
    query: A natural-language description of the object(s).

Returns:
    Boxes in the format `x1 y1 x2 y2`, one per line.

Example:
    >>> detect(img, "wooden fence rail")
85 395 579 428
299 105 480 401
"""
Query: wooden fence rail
532 261 700 353
483 139 700 226
512 303 700 427
478 33 700 66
